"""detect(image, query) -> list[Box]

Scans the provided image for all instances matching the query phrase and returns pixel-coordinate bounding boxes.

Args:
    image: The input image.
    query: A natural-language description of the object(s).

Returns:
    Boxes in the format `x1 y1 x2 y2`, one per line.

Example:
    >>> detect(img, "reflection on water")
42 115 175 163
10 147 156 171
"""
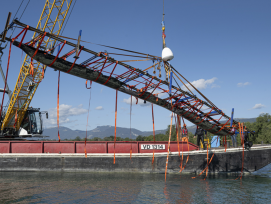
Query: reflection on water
0 172 270 203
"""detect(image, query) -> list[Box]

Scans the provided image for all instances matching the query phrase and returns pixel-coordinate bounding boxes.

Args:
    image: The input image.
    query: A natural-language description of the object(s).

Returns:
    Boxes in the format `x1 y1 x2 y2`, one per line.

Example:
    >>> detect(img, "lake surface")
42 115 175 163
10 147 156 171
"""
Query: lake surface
0 171 270 203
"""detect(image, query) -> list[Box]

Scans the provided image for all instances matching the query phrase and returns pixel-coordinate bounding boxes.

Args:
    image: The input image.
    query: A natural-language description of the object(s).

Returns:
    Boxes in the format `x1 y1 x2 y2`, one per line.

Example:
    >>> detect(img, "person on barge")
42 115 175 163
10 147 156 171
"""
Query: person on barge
231 127 237 148
182 125 188 142
194 127 205 150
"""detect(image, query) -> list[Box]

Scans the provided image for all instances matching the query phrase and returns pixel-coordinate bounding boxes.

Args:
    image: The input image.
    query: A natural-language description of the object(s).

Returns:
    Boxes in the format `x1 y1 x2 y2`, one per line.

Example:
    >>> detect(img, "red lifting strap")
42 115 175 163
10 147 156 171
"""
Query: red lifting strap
48 41 66 67
169 94 184 111
192 154 215 179
113 90 118 164
144 80 162 101
29 32 47 77
190 103 204 120
103 61 118 85
116 68 133 79
138 77 154 97
13 110 18 128
151 103 155 166
195 107 214 126
120 68 136 81
13 26 29 48
94 57 108 81
31 32 47 58
206 112 225 131
214 117 231 134
185 100 201 118
66 46 84 73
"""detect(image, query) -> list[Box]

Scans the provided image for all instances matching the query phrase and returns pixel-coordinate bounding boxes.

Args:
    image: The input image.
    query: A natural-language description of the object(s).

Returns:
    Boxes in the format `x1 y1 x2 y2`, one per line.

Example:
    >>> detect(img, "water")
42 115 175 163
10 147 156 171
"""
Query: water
0 172 271 203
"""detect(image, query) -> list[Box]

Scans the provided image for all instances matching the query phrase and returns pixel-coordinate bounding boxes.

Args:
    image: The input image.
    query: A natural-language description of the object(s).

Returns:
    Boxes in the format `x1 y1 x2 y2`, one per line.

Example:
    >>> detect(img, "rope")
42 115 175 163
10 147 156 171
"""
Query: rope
192 154 215 179
113 90 118 164
151 103 155 166
235 122 245 180
85 82 92 158
165 111 173 182
48 41 66 67
57 71 61 142
130 95 132 161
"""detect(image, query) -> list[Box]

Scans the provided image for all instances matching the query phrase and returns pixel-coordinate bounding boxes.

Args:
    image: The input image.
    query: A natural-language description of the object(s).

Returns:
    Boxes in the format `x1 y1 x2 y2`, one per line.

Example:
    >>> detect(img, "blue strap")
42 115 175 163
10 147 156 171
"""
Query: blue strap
169 71 173 94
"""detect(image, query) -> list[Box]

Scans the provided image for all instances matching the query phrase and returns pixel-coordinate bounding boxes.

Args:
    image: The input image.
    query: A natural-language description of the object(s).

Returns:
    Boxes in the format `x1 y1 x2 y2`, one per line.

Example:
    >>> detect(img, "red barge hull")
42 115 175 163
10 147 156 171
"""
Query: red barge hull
0 141 198 154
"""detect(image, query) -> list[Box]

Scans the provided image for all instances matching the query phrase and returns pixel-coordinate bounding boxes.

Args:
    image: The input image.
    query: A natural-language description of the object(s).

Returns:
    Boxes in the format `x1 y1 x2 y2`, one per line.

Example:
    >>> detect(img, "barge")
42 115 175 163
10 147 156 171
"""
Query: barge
0 141 271 174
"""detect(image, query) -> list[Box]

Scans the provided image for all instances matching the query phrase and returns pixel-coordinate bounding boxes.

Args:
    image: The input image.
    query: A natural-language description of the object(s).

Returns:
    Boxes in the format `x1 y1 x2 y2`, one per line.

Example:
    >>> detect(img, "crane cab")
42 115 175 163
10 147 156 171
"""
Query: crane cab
19 107 47 136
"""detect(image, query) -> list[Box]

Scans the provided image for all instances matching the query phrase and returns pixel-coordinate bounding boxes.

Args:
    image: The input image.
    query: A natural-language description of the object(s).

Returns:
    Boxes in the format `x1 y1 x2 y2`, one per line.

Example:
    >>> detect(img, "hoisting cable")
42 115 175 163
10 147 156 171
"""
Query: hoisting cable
45 32 159 59
60 0 77 35
9 0 28 37
171 65 219 110
19 0 31 21
85 81 92 158
113 90 118 164
57 70 61 142
165 110 173 182
162 0 166 49
0 41 12 120
172 70 194 95
13 0 25 20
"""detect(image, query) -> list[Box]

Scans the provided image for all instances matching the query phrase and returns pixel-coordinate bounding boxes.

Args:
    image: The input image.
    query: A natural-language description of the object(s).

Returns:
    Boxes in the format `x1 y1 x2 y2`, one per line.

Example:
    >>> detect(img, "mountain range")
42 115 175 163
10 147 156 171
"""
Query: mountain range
43 118 256 140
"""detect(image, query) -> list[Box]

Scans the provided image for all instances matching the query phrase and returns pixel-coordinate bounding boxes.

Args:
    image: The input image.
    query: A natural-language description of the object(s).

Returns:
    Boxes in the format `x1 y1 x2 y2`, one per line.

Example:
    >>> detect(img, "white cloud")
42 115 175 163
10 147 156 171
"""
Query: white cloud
101 88 103 93
181 77 218 91
95 106 103 110
252 104 265 109
123 96 150 106
237 82 250 87
44 104 88 126
123 88 168 107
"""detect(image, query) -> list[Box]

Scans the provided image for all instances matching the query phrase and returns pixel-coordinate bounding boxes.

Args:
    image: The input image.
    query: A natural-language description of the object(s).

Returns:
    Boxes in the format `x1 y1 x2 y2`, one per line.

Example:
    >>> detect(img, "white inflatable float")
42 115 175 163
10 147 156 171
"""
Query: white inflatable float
162 47 174 61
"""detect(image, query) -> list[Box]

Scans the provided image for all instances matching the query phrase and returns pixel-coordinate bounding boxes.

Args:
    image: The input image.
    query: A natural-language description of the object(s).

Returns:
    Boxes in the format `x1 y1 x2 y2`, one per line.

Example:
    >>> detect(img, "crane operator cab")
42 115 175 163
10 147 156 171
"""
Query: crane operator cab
19 107 48 136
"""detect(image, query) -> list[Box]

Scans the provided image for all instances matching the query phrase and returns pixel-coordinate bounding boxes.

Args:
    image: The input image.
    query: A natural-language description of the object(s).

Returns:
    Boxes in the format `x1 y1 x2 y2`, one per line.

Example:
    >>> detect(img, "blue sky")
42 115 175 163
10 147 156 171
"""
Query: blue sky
0 0 270 132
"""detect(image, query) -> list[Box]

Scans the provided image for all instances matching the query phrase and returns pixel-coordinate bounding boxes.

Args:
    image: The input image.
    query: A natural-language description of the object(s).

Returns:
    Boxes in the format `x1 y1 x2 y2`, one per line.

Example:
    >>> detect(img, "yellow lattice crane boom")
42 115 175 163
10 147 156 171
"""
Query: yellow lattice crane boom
1 0 73 134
